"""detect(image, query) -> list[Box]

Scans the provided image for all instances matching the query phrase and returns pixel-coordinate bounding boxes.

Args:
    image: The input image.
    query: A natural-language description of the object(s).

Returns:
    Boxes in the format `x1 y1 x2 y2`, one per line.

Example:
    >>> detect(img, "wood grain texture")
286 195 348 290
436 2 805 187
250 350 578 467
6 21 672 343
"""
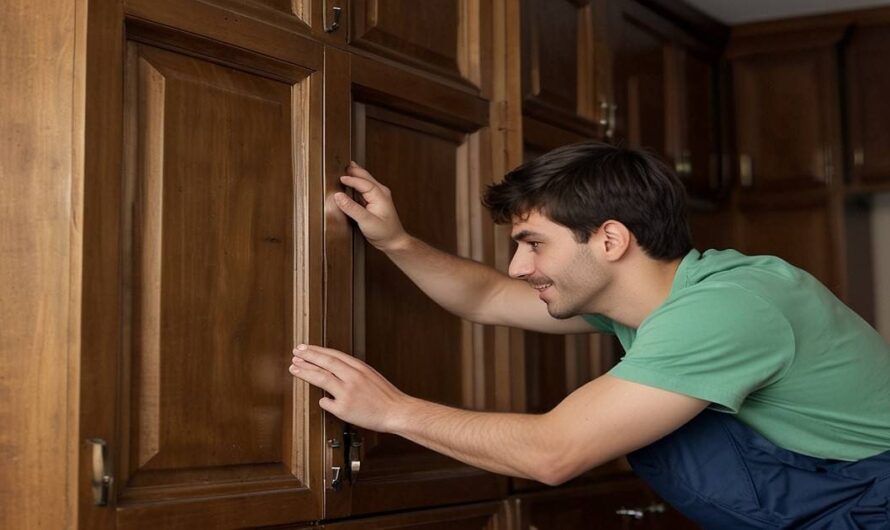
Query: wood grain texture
0 0 79 528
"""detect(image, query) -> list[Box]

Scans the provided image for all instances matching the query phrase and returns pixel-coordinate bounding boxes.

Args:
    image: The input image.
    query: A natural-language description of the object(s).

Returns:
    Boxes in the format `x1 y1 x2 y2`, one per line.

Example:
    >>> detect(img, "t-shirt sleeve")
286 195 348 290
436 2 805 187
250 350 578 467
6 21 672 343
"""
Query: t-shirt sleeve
582 313 615 334
608 283 795 413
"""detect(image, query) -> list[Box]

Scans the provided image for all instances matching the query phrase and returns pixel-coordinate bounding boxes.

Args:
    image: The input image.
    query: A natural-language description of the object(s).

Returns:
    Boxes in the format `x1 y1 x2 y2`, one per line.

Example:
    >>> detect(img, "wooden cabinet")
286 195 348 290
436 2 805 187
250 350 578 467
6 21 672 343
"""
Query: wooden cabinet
328 48 507 516
6 0 728 528
78 1 325 528
520 0 610 136
729 29 844 192
733 193 844 295
510 479 698 530
846 25 890 186
322 502 506 530
611 0 725 199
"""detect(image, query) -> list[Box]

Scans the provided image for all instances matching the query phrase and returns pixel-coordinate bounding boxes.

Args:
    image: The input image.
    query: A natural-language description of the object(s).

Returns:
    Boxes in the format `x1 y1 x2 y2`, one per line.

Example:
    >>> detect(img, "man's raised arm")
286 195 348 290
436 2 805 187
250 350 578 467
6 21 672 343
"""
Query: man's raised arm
333 162 593 334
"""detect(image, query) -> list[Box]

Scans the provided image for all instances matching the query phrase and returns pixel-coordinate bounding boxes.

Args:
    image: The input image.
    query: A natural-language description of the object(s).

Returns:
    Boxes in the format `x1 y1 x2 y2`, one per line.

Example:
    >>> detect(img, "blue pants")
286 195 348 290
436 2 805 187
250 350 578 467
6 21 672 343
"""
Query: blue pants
627 410 890 529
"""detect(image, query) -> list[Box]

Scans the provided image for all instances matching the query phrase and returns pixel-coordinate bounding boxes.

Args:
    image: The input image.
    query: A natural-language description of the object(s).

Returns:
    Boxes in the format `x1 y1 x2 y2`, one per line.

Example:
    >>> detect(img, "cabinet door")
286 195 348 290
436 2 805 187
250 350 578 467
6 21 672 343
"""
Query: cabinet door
520 0 603 136
731 39 842 192
611 1 671 158
512 478 697 530
677 47 722 197
847 25 890 185
323 50 506 518
734 194 844 296
79 2 325 528
348 0 488 92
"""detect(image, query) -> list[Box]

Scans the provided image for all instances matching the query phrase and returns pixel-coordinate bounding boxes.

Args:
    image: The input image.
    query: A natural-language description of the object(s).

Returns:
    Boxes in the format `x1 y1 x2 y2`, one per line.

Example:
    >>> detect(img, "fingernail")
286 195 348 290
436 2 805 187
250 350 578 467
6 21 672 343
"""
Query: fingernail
334 193 347 204
349 160 358 167
296 344 307 351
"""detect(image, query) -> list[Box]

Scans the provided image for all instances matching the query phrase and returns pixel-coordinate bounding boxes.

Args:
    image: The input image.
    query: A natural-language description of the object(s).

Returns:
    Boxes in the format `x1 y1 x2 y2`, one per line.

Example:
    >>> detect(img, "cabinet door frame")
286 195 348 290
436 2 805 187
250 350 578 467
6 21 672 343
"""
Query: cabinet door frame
78 2 326 527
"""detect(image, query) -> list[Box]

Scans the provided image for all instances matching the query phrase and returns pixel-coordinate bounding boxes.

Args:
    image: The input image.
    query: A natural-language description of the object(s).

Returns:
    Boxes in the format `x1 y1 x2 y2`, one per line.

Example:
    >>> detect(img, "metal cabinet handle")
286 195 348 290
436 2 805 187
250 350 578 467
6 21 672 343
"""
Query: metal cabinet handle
88 438 113 506
325 5 342 33
616 502 665 519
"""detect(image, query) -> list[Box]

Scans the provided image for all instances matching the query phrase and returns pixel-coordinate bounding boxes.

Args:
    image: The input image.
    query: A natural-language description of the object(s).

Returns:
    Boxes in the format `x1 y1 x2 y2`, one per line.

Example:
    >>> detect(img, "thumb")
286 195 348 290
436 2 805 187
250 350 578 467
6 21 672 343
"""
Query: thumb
333 192 376 225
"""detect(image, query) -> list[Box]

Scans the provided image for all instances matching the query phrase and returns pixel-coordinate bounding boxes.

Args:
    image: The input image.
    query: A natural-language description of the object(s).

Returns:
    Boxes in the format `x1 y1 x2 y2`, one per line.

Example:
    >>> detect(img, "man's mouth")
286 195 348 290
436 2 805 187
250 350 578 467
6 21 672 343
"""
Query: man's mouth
531 282 552 292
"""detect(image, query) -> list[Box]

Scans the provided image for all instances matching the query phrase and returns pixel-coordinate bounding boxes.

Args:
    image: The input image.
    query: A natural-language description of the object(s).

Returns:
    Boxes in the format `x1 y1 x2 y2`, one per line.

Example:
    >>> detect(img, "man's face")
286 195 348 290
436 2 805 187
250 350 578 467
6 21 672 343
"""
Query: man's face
508 211 609 319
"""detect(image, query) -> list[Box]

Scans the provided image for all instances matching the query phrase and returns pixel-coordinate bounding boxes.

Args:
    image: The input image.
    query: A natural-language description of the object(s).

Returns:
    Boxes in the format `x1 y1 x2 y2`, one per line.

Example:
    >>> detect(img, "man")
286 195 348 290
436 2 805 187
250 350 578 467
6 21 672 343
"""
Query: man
289 142 890 528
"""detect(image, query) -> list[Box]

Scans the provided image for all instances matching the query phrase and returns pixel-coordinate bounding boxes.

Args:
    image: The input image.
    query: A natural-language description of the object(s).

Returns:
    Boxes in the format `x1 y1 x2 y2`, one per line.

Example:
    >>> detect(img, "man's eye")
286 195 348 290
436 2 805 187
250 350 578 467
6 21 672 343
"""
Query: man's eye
529 242 541 251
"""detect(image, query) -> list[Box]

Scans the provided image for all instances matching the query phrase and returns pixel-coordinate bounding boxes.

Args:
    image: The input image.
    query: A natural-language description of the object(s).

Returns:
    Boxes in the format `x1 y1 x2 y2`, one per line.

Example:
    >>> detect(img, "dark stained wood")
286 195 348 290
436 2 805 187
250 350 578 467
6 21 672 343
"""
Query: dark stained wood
731 37 842 192
734 193 844 296
75 1 327 525
338 52 506 516
321 501 506 530
846 25 890 185
679 47 721 196
349 0 490 91
844 196 876 326
512 477 699 530
124 0 323 71
611 1 671 158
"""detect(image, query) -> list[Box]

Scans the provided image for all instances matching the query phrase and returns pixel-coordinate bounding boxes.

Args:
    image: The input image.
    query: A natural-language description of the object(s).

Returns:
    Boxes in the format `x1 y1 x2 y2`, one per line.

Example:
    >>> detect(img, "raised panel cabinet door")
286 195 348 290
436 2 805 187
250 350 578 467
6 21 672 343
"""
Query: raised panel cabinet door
349 0 490 91
679 47 722 197
520 0 601 136
78 3 325 527
846 25 890 185
731 43 841 192
611 1 670 158
323 53 506 517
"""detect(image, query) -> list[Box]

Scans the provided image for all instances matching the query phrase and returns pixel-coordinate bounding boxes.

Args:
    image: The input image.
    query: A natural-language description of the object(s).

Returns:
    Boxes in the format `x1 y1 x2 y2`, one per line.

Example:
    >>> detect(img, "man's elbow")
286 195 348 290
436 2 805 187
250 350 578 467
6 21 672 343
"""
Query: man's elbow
531 452 586 487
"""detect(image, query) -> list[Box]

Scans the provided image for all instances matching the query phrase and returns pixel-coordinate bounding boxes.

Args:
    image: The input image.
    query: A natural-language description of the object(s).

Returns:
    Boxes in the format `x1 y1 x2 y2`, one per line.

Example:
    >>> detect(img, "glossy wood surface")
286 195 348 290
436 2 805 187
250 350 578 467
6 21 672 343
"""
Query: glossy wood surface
349 0 488 90
730 32 843 192
520 0 599 134
76 2 326 527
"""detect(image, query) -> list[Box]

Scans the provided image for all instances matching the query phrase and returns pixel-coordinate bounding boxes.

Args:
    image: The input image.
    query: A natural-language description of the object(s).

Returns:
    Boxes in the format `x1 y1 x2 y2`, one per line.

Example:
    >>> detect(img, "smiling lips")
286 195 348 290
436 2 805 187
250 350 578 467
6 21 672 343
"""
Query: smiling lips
532 282 552 292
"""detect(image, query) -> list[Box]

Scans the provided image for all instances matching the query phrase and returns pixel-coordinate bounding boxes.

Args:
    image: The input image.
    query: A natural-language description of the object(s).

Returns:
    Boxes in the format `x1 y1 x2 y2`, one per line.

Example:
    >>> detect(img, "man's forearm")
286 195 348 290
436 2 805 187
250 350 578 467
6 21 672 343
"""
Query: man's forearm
388 396 559 483
383 235 510 323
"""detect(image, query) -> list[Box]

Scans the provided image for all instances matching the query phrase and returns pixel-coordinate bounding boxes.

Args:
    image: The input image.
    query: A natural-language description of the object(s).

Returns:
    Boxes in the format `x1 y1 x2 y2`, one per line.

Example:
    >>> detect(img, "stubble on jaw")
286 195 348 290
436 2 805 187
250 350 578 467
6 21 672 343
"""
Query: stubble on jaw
545 244 608 319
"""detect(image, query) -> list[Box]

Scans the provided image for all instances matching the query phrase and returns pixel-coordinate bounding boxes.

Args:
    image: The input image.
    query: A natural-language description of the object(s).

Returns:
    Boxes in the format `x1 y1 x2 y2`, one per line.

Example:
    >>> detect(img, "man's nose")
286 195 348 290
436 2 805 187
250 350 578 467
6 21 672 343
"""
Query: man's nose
508 249 533 279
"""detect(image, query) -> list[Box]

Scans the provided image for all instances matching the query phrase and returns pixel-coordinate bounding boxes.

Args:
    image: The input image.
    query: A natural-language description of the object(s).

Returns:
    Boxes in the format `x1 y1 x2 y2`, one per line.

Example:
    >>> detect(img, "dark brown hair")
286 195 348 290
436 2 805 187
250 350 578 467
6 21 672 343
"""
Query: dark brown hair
483 141 692 260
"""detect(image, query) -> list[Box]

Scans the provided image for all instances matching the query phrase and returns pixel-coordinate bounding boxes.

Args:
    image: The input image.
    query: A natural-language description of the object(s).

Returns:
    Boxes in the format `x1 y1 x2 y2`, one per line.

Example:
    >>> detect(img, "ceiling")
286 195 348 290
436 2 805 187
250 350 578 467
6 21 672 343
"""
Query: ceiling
683 0 890 25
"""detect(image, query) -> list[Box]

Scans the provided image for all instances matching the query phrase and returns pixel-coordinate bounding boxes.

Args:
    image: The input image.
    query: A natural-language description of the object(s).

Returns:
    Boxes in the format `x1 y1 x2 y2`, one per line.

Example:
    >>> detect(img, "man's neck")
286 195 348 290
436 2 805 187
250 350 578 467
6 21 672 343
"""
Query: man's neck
596 254 683 329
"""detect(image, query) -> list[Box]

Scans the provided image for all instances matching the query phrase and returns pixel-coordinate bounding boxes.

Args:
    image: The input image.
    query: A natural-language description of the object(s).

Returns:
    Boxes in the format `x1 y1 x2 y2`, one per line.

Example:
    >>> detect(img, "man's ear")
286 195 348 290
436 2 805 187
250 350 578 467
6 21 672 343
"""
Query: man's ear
598 220 631 262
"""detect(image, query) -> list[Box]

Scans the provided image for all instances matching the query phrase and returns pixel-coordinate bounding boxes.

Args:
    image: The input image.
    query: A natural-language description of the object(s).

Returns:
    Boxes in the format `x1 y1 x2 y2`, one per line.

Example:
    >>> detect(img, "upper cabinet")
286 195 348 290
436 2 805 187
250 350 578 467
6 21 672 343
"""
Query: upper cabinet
520 0 610 136
348 0 490 94
846 24 890 186
79 2 327 528
610 0 726 199
729 28 845 193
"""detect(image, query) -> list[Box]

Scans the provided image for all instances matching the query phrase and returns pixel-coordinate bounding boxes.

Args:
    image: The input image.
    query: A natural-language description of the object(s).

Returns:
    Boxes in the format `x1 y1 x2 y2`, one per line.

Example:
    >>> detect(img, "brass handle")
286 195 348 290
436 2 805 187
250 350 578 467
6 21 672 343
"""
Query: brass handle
88 439 113 506
599 100 609 127
325 5 342 33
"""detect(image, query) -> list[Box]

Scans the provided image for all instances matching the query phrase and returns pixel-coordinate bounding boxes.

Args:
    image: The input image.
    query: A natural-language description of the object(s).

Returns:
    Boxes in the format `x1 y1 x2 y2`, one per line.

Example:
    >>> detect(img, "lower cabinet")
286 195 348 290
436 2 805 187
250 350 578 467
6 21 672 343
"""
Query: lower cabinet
511 477 699 530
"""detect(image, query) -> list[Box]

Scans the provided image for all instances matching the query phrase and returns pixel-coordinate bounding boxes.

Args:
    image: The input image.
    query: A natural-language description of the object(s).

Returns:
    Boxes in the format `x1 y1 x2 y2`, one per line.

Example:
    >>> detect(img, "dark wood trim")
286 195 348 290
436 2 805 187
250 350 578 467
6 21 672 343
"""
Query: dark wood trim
633 0 729 48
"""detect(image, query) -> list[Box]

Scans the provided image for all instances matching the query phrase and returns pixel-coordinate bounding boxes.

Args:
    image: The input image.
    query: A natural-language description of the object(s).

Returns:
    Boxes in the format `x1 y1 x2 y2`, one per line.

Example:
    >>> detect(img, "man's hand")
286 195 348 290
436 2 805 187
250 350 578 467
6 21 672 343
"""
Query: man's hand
334 162 410 252
290 344 410 433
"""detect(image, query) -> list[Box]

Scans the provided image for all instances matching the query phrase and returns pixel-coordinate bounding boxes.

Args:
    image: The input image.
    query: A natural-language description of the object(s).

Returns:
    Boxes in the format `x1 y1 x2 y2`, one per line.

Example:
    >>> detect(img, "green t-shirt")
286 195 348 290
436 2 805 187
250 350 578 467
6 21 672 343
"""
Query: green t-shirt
584 248 890 461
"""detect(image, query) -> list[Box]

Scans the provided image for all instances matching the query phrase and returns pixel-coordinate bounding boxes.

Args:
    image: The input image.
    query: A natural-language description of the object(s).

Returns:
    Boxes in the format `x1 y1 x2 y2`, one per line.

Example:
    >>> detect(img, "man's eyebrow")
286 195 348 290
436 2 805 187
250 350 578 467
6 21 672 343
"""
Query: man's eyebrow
511 230 544 242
